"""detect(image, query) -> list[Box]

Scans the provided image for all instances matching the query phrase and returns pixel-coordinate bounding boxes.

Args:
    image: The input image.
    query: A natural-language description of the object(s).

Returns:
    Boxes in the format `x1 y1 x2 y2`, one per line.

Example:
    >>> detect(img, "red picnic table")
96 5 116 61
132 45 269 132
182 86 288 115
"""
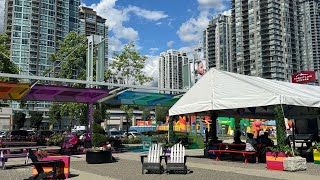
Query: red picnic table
208 143 257 163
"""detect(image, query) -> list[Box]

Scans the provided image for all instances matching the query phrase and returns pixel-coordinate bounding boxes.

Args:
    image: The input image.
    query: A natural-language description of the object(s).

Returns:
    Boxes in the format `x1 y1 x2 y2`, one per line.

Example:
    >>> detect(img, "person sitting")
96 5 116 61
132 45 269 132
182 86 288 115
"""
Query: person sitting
260 132 274 147
233 130 244 144
245 133 257 152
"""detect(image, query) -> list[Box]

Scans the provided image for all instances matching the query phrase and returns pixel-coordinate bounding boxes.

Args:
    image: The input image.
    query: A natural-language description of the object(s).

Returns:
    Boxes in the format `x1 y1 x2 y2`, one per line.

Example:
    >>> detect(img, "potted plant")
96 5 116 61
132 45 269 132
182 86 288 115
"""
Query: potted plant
266 145 297 170
266 105 294 171
266 105 306 172
85 114 112 164
307 142 320 164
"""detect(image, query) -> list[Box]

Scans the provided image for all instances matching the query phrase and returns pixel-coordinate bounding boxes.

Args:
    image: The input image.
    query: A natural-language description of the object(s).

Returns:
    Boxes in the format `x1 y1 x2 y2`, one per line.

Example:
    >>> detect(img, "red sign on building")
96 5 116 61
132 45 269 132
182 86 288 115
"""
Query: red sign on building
291 71 316 84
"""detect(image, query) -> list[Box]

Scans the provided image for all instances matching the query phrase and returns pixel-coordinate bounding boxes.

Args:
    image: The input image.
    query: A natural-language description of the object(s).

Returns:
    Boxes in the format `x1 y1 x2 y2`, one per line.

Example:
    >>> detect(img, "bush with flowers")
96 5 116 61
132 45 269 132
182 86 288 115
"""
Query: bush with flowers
35 149 48 159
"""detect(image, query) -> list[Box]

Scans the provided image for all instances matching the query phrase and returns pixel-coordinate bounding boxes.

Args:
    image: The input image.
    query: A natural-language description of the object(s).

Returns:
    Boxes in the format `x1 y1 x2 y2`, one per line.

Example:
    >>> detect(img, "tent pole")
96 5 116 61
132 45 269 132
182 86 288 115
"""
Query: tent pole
210 111 218 142
89 103 93 142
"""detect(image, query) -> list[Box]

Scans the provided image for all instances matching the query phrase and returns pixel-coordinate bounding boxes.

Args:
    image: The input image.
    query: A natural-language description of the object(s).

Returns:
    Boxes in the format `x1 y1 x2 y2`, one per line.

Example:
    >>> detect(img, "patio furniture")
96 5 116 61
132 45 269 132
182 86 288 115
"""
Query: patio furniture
209 149 257 163
0 146 46 169
26 149 63 180
165 143 188 174
140 143 163 174
142 137 158 150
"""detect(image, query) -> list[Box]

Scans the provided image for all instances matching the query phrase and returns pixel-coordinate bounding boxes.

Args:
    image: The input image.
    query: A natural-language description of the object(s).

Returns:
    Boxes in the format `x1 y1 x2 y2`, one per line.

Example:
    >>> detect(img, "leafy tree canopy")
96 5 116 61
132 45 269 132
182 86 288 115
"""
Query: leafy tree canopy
108 42 152 85
13 112 26 129
30 112 43 130
0 33 19 82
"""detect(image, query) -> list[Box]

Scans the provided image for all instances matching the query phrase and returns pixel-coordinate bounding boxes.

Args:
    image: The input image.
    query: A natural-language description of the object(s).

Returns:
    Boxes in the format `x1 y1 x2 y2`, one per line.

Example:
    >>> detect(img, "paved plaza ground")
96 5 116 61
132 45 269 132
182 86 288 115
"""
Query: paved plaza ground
0 149 319 180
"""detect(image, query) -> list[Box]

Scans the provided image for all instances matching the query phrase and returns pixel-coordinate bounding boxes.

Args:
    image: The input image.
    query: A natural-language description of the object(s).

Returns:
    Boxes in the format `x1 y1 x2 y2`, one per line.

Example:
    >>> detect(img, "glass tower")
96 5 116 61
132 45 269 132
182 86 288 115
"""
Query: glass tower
231 0 301 81
4 0 80 76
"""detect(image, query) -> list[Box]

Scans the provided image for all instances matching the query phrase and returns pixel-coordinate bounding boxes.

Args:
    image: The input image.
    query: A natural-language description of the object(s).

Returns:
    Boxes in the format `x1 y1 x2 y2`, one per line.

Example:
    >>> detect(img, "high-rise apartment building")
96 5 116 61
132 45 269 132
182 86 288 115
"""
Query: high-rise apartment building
298 0 320 71
79 6 108 67
158 50 188 94
4 0 80 76
203 14 232 71
231 0 301 81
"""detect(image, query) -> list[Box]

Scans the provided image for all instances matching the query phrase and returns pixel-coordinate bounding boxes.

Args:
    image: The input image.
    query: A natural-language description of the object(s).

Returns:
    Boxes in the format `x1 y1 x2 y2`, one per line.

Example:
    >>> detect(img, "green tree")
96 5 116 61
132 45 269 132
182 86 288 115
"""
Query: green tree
108 42 153 85
120 105 135 138
155 106 169 124
274 105 287 147
13 112 26 129
30 112 43 130
141 108 151 121
49 32 87 83
48 103 62 128
0 33 19 82
93 109 104 124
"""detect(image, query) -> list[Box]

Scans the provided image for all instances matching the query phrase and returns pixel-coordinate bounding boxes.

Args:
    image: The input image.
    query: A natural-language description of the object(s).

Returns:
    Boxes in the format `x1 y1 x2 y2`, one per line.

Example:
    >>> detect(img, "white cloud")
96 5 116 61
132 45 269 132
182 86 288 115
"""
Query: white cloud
0 0 5 32
143 55 159 87
177 11 210 43
156 22 162 26
125 6 168 21
88 0 168 57
198 0 228 11
222 9 231 16
149 48 159 54
167 41 174 48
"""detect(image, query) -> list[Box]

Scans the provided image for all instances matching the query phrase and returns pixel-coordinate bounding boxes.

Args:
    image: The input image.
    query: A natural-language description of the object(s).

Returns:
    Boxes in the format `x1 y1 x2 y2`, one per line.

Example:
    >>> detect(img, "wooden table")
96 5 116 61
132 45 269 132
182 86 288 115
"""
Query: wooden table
211 143 246 150
0 141 37 147
0 146 47 169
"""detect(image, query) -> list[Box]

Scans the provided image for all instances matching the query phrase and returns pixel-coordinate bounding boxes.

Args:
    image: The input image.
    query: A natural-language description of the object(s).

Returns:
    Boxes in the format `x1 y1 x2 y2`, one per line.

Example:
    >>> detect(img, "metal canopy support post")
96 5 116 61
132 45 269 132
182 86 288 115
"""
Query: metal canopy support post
89 103 93 142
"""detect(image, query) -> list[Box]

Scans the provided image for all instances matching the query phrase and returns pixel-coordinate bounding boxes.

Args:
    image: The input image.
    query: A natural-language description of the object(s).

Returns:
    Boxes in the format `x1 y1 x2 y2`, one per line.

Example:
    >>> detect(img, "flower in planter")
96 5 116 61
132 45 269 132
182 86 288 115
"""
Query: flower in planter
35 149 48 159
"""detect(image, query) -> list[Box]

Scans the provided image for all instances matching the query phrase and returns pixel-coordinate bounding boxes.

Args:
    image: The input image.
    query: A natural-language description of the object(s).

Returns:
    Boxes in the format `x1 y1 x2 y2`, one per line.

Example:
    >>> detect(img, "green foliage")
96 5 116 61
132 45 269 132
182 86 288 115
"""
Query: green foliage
142 130 167 136
266 145 299 156
155 106 169 124
93 109 104 124
168 116 175 144
48 103 62 126
307 142 320 152
92 133 107 147
49 32 87 83
121 137 142 144
61 103 87 125
47 133 64 146
273 105 287 147
92 122 105 134
188 134 205 149
13 112 26 129
141 108 151 121
0 33 19 82
30 112 43 130
108 42 152 85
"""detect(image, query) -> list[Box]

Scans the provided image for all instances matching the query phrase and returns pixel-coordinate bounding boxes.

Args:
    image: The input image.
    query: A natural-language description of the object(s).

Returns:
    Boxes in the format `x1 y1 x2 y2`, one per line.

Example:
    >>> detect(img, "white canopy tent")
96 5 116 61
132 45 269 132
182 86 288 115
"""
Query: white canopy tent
169 69 320 119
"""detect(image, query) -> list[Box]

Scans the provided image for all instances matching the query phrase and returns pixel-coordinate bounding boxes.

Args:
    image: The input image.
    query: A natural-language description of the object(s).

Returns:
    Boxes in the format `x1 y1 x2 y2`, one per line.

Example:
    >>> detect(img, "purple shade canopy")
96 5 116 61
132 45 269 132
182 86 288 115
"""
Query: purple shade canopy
23 85 109 103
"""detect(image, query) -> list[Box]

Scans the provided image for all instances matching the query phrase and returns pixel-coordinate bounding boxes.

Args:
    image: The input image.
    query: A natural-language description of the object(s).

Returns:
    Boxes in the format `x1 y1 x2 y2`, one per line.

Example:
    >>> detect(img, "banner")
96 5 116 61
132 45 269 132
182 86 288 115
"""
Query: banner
291 71 316 84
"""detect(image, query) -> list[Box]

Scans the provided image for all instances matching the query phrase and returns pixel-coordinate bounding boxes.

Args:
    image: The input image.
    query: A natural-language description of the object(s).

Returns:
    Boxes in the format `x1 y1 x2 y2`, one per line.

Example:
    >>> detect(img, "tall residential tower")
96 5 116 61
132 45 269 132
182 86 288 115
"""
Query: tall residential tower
4 0 80 76
203 14 232 71
231 0 301 81
79 6 108 67
158 50 188 94
298 0 320 71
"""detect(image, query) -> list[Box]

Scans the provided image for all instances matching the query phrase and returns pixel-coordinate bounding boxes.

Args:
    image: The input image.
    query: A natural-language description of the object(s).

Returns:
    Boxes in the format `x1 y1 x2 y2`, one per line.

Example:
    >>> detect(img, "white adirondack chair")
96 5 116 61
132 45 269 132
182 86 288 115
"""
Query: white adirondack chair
140 143 163 174
165 143 188 174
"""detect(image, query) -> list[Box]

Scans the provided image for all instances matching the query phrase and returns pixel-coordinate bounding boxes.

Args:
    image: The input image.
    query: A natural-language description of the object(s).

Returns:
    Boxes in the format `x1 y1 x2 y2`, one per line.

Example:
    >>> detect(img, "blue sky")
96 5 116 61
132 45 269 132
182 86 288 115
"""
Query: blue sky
80 0 231 84
82 0 230 54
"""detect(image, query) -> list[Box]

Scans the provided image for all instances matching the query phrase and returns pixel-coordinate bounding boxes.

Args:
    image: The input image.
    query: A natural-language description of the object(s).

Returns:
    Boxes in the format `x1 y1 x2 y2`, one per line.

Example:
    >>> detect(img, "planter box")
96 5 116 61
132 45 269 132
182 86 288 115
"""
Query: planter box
86 151 112 164
314 149 320 164
33 156 70 179
266 152 289 171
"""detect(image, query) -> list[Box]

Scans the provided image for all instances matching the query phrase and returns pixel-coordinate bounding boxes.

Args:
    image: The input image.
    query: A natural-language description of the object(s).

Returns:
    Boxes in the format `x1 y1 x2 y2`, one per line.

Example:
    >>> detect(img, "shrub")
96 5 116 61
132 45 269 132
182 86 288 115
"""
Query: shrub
92 122 105 134
121 137 142 144
92 133 107 147
47 133 64 146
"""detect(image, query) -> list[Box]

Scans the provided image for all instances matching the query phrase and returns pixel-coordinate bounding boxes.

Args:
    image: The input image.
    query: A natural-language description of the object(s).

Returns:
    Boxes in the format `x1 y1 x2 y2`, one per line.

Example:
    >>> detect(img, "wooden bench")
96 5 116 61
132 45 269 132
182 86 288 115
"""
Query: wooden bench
208 150 257 163
0 146 46 169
